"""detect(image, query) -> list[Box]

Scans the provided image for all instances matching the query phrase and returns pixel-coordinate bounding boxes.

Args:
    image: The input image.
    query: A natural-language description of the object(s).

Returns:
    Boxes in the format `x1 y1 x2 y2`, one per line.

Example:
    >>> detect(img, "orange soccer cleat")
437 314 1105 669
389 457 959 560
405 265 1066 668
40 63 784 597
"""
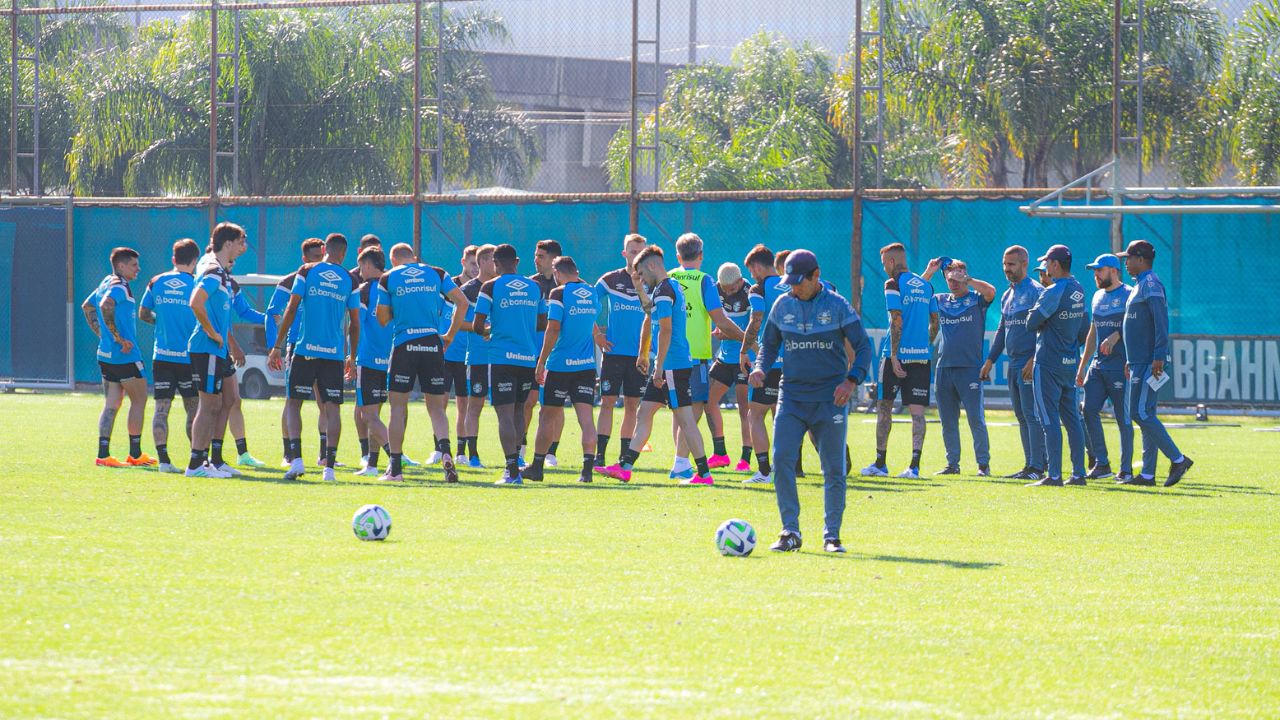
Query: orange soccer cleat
95 457 129 468
126 453 159 467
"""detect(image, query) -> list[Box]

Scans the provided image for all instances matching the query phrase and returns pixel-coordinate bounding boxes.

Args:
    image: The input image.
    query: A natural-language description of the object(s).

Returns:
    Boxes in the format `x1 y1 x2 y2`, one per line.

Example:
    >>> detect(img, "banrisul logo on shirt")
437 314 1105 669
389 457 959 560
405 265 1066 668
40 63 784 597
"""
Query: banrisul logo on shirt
318 269 343 284
163 277 186 290
572 286 594 300
401 266 425 278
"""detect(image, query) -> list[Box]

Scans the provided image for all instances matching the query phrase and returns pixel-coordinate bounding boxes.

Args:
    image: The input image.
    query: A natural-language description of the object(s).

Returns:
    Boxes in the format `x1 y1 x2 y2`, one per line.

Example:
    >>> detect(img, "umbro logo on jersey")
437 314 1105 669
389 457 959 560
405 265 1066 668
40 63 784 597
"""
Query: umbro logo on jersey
906 277 925 288
783 314 796 323
401 266 425 278
1070 291 1085 302
572 287 594 300
163 278 186 290
507 279 529 291
832 414 845 424
318 270 343 283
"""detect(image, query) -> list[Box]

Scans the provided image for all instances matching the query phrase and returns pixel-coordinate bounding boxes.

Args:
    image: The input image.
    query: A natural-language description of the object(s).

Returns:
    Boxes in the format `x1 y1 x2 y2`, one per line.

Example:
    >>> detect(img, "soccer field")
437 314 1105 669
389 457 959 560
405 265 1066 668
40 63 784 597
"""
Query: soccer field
2 392 1278 718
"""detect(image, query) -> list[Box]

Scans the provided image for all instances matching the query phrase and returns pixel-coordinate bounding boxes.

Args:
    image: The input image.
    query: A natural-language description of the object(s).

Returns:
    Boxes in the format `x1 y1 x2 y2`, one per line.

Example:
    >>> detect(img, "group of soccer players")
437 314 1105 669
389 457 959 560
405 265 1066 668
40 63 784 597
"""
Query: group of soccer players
84 222 1193 551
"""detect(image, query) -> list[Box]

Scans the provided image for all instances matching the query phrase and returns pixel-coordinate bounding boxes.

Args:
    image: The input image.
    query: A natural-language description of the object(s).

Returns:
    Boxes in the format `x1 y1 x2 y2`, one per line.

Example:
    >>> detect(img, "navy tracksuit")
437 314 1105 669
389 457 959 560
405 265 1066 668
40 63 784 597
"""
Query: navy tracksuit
756 288 872 541
987 276 1045 470
1124 270 1183 477
1082 284 1134 474
1027 276 1090 480
935 289 992 467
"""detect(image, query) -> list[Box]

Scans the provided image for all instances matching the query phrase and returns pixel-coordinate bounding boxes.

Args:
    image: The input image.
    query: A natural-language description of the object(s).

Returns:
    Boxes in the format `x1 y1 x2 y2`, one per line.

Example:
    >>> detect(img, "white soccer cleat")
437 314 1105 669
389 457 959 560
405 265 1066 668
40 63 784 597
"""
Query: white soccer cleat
545 454 559 468
216 463 243 478
280 459 292 468
425 450 444 465
322 467 337 482
896 467 920 479
186 462 231 479
742 471 773 484
352 465 380 477
157 462 183 474
860 463 889 477
284 458 306 480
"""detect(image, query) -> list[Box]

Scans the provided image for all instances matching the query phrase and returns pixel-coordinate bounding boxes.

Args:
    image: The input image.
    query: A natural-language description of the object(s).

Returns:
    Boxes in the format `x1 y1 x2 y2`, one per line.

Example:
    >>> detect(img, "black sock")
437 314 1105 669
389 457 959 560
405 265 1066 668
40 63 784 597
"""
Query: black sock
359 437 369 457
597 435 610 461
506 453 521 478
367 446 380 468
157 444 170 465
582 454 595 479
619 437 632 464
188 449 204 471
235 437 248 456
911 450 921 471
548 441 560 456
383 443 392 455
390 452 403 476
756 452 771 475
98 436 111 459
326 446 337 469
468 437 479 458
282 437 292 461
620 448 640 468
876 449 887 468
211 439 224 466
290 438 302 462
128 434 142 459
741 445 753 462
531 453 546 472
437 438 452 458
712 436 727 456
318 433 327 455
694 456 710 477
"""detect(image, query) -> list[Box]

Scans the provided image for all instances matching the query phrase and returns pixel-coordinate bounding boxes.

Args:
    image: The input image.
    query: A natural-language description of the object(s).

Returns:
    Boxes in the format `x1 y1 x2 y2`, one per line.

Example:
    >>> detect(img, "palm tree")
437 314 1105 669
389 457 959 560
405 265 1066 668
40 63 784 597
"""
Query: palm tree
1220 0 1280 184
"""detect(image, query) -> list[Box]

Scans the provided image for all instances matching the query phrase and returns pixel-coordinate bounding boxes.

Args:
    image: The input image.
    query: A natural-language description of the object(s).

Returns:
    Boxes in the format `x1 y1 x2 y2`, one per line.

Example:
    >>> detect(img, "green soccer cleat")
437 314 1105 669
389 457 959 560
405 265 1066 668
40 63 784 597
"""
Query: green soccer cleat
238 452 267 469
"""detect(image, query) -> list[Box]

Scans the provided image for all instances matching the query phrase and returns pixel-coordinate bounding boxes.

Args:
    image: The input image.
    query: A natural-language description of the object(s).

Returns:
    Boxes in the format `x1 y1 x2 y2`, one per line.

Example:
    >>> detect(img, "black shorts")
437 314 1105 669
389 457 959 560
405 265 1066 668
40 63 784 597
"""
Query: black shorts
388 336 446 395
541 369 597 407
222 359 238 379
465 363 489 400
878 359 932 407
708 359 746 388
152 360 196 399
355 366 388 407
641 367 694 409
598 353 645 398
100 360 145 385
444 360 469 397
489 364 535 407
749 367 782 405
288 356 345 403
190 353 230 395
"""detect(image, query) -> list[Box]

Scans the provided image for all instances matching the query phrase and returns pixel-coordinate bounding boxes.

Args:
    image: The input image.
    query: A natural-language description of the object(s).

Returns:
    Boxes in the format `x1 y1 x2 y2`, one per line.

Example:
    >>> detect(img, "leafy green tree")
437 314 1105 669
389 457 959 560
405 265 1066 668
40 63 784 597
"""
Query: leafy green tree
1220 0 1280 184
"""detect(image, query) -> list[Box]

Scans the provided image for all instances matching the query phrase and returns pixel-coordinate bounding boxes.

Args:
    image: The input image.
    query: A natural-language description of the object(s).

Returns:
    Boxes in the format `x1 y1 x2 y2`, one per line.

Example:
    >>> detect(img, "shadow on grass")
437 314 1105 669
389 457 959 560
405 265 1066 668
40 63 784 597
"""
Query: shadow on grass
1177 482 1280 497
812 551 1001 569
1094 485 1215 498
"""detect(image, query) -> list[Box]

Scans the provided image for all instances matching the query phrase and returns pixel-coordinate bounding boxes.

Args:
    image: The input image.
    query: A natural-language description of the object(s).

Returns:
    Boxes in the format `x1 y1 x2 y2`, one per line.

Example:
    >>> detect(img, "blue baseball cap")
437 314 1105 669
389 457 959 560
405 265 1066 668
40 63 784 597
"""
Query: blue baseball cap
782 249 819 285
1086 254 1121 271
1035 260 1048 273
1037 244 1072 264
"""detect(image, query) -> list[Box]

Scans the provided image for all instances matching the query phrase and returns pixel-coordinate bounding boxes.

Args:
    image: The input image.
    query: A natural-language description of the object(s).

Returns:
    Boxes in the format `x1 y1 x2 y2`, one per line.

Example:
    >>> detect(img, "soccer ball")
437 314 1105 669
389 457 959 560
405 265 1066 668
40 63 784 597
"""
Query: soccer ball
352 504 391 541
715 518 756 557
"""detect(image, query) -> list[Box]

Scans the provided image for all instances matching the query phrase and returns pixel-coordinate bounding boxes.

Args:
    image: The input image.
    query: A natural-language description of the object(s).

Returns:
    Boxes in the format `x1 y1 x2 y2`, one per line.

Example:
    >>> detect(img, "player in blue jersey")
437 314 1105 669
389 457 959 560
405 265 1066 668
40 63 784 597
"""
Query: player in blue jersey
267 237 325 466
592 233 648 470
439 244 479 466
473 244 547 484
373 243 469 483
751 250 873 553
737 244 787 483
458 244 498 467
139 238 201 473
601 245 715 485
186 222 249 478
1118 239 1194 487
864 242 939 479
520 239 563 466
707 262 754 473
1025 245 1091 487
218 269 270 474
348 234 383 465
921 257 995 476
268 233 360 482
527 256 600 483
981 246 1047 480
348 245 393 476
1075 254 1135 482
82 246 154 469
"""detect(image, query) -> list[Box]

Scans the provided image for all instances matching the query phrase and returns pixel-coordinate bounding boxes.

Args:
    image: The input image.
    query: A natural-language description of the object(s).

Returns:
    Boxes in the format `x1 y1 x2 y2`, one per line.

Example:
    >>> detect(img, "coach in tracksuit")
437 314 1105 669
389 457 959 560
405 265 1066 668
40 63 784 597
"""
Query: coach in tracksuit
750 250 873 554
1076 254 1134 481
1025 244 1090 486
1118 239 1194 487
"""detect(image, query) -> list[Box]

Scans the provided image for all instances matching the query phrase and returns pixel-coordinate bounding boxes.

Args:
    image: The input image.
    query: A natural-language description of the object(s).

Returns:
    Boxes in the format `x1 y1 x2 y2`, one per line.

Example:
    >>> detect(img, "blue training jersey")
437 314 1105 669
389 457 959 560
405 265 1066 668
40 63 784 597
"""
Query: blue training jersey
443 273 470 363
291 261 359 361
357 280 393 370
188 263 234 359
230 279 267 326
756 288 874 403
530 272 556 357
87 274 142 365
987 276 1043 365
460 278 488 366
374 262 456 348
476 273 546 368
594 267 645 358
1089 284 1131 371
267 272 304 347
140 270 195 363
936 289 991 369
648 277 694 371
717 282 752 363
1027 275 1090 374
748 274 787 369
883 271 938 361
546 280 600 373
1123 270 1171 366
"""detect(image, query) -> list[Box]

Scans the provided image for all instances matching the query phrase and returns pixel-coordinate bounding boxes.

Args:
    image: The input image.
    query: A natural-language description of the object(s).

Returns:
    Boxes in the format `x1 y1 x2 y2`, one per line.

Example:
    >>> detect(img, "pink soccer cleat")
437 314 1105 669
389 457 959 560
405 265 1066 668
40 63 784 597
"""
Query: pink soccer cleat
600 465 632 483
707 454 731 469
680 475 714 486
734 459 751 472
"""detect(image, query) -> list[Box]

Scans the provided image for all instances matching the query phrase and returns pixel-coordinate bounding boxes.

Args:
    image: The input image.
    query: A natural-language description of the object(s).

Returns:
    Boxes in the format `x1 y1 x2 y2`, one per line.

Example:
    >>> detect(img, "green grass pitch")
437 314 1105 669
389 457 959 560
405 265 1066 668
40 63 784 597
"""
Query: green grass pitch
2 392 1279 717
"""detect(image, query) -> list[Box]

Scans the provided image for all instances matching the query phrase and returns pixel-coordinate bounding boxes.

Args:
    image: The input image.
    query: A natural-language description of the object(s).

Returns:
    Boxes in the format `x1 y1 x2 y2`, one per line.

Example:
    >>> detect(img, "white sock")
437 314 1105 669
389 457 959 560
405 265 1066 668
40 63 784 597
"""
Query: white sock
671 456 692 472
1173 455 1185 464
